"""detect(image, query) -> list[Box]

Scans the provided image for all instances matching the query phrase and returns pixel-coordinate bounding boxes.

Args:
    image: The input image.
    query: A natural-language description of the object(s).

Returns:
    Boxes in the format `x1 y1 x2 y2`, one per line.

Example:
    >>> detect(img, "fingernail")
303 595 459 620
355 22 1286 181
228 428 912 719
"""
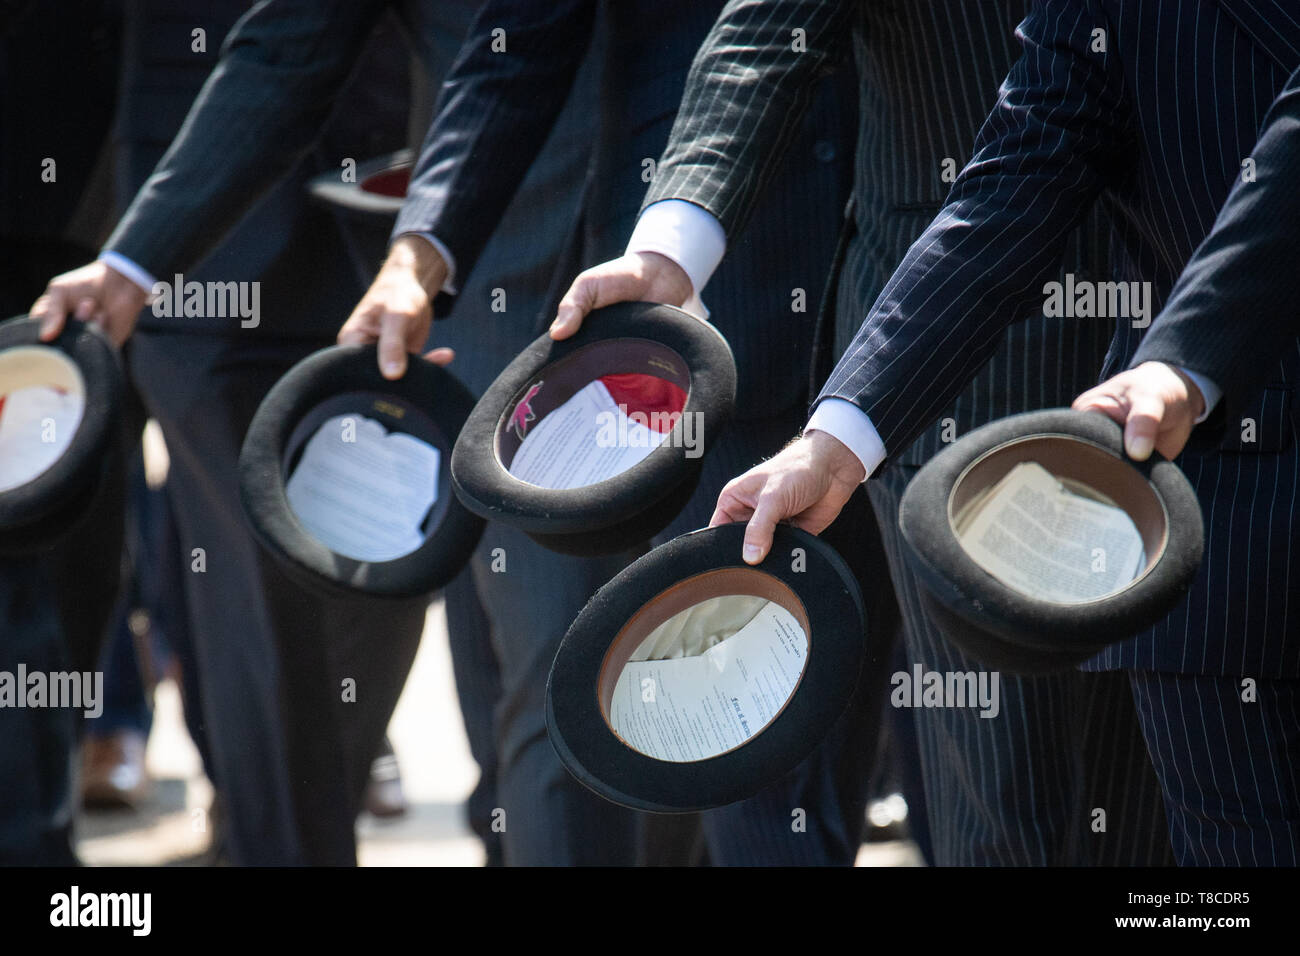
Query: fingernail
383 361 402 377
1128 436 1153 460
743 544 761 563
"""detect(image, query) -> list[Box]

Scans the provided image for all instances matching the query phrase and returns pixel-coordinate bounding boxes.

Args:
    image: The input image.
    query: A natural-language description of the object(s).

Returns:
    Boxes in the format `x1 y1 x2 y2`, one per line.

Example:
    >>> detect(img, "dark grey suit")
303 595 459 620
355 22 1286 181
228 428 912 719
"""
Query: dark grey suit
100 0 596 864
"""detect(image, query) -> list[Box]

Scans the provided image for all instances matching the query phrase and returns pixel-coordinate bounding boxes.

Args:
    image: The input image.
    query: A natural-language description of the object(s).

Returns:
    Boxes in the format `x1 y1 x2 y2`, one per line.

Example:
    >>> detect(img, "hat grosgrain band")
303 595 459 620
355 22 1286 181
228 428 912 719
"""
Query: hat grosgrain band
546 523 866 813
239 344 484 598
898 408 1204 674
0 315 123 555
450 302 737 556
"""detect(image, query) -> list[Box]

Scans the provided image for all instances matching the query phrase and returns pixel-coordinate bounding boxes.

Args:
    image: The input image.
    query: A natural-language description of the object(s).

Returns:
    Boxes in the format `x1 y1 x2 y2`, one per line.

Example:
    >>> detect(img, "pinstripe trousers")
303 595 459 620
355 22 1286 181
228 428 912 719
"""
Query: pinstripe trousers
869 464 1173 866
1127 671 1300 867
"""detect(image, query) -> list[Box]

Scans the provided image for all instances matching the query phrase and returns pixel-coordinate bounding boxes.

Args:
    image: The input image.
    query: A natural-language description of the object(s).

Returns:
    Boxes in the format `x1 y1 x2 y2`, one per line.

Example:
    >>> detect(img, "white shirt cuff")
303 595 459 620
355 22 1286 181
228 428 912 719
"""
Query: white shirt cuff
806 397 888 482
627 199 727 319
394 232 459 295
99 251 157 298
1176 367 1221 423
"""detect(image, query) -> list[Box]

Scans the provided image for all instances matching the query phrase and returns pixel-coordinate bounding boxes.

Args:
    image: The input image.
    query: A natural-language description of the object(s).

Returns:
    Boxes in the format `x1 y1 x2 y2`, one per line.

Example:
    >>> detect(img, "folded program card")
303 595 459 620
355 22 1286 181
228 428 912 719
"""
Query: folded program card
509 379 668 489
610 599 808 762
285 414 438 562
957 461 1144 604
0 385 83 492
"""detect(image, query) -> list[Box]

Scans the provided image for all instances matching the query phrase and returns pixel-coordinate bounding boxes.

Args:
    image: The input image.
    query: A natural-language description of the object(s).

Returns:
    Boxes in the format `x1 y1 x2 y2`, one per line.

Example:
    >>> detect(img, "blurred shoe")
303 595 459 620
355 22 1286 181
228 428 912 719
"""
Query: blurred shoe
363 739 407 819
81 730 150 811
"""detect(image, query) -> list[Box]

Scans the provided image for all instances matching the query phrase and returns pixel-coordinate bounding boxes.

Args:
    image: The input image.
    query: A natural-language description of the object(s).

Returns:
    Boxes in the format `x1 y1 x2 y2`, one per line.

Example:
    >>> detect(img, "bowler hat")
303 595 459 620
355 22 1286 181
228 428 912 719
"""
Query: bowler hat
546 523 866 812
0 315 123 555
451 301 736 556
239 344 483 597
898 408 1204 673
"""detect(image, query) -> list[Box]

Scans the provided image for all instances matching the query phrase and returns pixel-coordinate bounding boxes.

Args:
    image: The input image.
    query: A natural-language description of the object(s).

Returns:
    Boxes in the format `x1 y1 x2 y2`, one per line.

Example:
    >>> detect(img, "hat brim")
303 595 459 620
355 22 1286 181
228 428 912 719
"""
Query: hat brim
898 408 1204 673
546 523 866 813
450 301 736 556
239 344 484 598
306 149 413 219
0 315 123 555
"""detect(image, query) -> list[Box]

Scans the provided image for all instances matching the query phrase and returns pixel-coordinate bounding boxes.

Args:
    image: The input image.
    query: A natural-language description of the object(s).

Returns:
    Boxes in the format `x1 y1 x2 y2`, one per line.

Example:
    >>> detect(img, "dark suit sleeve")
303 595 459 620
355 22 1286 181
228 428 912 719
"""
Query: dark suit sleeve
816 0 1132 460
642 0 853 238
391 0 597 289
103 0 388 279
1132 65 1300 431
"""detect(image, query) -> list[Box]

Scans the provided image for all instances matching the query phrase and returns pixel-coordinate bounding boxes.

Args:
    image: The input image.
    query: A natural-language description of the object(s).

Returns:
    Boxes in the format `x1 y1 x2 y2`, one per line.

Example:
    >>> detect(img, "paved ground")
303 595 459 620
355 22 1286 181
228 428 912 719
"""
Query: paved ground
76 599 920 867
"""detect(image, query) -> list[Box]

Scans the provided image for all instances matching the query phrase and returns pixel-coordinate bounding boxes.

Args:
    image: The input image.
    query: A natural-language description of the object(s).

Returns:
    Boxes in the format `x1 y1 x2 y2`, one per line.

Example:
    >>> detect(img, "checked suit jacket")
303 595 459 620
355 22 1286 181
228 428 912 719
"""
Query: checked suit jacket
794 0 1300 677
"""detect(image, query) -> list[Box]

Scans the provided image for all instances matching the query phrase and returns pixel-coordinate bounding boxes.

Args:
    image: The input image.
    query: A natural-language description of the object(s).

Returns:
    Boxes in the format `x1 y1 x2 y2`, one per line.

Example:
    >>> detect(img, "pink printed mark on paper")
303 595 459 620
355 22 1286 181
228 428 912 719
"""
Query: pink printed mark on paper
511 382 543 440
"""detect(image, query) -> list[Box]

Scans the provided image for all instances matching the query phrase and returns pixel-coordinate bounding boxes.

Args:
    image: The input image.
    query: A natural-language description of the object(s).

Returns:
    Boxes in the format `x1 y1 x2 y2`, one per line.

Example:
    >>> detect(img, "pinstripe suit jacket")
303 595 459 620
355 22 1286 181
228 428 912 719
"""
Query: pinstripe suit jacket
805 0 1300 676
394 0 853 420
644 0 1114 466
1133 65 1300 442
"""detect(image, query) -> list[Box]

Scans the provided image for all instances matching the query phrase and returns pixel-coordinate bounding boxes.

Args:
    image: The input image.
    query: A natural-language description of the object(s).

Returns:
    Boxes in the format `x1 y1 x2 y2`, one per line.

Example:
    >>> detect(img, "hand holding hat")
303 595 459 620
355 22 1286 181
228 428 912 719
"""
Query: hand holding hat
1072 361 1206 461
337 236 456 380
550 251 696 340
709 430 865 565
30 260 148 347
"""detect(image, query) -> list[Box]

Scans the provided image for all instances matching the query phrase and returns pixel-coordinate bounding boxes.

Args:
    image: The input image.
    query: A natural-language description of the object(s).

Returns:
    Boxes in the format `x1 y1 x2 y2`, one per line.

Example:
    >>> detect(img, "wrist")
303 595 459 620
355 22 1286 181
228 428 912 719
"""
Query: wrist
631 251 693 308
805 429 866 485
1161 362 1206 420
387 236 447 295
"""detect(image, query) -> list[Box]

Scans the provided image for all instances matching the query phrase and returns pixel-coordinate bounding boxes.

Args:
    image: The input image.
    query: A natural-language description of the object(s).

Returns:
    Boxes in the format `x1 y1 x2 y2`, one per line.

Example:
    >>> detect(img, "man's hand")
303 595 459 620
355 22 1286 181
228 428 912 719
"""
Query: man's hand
30 261 149 346
709 430 866 565
550 251 694 340
339 236 454 378
1072 361 1206 461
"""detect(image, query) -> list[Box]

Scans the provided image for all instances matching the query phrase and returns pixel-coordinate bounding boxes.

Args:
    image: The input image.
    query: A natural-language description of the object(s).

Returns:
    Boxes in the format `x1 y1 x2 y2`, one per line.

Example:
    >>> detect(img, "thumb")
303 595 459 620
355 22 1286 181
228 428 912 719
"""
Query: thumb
421 346 455 366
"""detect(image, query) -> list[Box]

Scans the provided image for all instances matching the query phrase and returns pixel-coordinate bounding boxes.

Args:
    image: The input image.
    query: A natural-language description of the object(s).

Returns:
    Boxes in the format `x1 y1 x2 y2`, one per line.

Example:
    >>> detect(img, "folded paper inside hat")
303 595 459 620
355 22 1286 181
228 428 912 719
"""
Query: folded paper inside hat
609 594 808 762
954 461 1145 604
507 374 685 489
0 346 85 492
284 412 439 562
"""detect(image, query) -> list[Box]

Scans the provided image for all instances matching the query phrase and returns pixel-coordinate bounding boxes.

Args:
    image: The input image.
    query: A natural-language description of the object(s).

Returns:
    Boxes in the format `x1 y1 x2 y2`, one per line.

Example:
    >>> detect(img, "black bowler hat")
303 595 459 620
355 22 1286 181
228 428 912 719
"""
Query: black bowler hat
307 149 413 219
898 408 1204 674
239 344 484 598
546 523 866 813
0 315 123 555
450 301 736 556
